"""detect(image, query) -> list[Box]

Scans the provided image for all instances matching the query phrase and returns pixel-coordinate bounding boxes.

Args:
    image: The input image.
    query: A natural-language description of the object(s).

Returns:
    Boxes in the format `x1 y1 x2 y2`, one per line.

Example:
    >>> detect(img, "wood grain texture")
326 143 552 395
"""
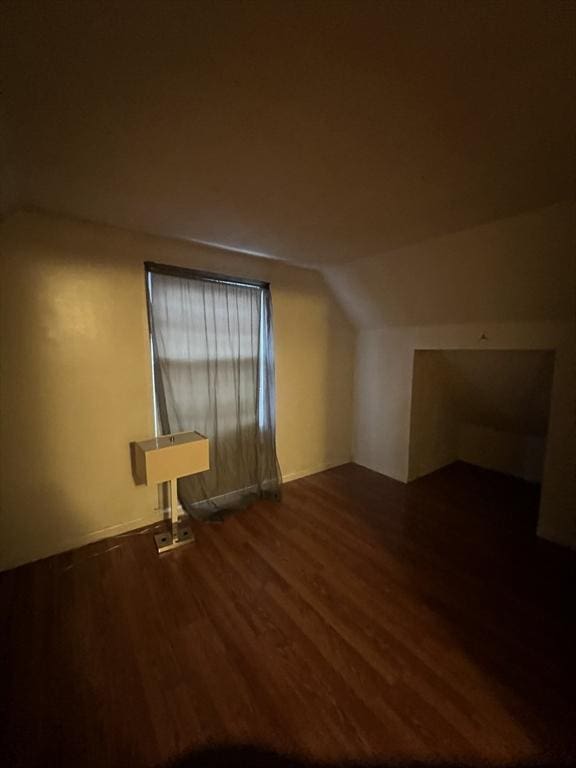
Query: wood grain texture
1 462 575 767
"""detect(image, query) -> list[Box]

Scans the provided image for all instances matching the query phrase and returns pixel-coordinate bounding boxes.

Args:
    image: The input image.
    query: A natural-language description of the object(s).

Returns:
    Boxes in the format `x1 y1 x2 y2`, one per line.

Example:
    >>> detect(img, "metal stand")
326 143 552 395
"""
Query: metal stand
154 478 195 554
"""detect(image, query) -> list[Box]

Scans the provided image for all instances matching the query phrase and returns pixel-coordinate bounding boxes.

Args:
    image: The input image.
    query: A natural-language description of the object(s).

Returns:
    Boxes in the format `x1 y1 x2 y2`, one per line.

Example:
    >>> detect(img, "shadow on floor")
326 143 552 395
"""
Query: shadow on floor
162 743 571 768
328 461 576 760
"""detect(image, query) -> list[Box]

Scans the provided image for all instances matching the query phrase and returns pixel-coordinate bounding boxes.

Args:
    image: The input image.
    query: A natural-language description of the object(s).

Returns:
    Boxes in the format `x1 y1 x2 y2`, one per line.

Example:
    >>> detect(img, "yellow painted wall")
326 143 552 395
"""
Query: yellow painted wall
0 212 355 570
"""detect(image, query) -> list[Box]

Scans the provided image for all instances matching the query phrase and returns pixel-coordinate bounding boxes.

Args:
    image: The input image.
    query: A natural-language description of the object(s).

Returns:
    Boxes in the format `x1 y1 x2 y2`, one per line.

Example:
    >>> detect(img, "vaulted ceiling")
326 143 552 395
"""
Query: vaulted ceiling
2 0 575 266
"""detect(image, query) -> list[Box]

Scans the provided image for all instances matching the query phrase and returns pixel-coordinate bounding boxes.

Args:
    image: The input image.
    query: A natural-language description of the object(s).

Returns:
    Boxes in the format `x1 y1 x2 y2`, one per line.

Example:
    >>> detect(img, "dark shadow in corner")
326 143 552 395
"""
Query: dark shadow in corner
332 462 576 760
160 743 572 768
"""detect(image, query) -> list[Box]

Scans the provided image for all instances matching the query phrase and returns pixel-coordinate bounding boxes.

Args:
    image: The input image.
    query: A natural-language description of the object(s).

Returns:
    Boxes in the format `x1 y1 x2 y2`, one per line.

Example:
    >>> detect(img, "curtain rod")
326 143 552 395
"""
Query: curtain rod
145 261 269 289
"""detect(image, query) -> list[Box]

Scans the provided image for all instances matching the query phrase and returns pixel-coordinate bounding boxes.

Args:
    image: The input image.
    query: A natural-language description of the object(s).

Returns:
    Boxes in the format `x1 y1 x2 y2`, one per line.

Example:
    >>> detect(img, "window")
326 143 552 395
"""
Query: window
145 262 281 517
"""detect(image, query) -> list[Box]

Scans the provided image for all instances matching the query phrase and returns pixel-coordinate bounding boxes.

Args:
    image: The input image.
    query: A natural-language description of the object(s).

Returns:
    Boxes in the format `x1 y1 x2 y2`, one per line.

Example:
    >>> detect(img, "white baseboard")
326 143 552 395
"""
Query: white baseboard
282 458 351 484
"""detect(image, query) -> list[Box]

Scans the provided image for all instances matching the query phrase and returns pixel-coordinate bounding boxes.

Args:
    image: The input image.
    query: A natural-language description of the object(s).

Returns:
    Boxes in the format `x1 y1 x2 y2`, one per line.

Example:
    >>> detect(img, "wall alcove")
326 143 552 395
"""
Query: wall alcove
408 349 556 487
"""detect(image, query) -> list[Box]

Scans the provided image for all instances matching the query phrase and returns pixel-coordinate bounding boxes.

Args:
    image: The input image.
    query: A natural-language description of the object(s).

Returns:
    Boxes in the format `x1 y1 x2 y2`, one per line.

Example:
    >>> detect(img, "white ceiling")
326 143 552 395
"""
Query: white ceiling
2 0 575 266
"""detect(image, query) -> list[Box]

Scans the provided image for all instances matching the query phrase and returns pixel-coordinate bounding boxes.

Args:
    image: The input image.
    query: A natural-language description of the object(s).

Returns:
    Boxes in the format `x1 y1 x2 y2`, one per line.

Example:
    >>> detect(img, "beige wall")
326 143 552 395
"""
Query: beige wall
408 351 457 481
326 202 575 328
457 424 546 484
0 212 355 570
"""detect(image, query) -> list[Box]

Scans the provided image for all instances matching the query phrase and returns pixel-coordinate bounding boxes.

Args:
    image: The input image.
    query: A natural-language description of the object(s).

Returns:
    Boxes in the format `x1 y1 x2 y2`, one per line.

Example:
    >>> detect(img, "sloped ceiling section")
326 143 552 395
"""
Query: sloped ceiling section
324 201 576 328
440 350 555 436
2 0 575 266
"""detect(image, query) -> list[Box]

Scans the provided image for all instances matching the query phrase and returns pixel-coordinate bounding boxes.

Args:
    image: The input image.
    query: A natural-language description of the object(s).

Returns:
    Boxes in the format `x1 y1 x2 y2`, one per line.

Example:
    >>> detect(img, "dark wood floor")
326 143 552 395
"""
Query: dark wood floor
1 462 575 768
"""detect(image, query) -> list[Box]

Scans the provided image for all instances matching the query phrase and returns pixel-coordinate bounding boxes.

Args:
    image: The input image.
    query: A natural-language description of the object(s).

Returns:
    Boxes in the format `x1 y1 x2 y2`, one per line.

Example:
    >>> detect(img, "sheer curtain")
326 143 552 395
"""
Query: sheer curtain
145 262 282 520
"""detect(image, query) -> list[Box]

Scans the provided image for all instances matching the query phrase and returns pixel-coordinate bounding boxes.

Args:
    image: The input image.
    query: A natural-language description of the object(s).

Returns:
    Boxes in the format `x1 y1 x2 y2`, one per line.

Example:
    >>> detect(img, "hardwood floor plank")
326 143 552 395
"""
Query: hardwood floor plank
236 509 486 760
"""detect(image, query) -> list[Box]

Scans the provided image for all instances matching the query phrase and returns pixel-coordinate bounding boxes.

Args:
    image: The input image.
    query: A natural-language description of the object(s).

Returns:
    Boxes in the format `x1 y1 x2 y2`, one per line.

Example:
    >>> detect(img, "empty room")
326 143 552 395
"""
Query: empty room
1 2 575 767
